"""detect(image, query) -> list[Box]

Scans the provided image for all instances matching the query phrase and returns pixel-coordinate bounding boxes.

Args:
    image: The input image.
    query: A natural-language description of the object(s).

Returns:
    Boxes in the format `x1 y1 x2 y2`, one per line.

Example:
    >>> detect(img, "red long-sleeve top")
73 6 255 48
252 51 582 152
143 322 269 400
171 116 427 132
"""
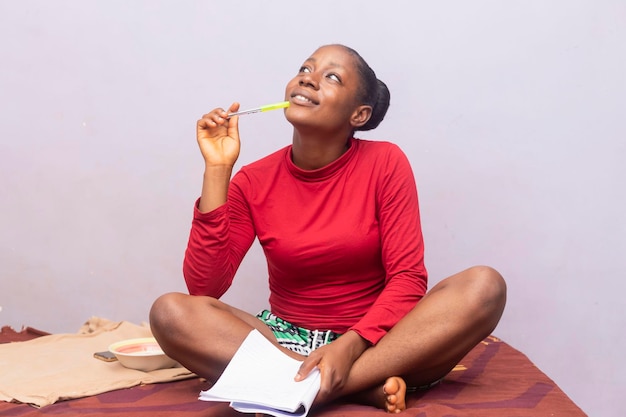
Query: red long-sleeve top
183 138 428 344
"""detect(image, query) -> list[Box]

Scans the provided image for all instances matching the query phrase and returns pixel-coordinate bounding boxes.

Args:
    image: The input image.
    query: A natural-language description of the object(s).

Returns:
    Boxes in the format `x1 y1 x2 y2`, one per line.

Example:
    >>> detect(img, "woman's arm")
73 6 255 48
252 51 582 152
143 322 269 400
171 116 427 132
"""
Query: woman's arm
349 144 428 344
182 104 256 296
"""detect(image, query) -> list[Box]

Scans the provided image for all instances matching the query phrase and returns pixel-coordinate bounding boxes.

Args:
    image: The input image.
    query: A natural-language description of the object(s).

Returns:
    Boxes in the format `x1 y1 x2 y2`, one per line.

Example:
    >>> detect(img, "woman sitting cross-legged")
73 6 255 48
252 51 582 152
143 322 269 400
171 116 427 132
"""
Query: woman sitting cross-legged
149 44 506 413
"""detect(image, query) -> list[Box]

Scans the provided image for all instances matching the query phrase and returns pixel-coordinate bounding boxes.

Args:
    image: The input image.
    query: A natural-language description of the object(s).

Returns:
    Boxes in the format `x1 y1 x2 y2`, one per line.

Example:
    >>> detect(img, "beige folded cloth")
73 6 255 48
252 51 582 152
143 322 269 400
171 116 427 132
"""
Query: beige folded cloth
0 317 195 407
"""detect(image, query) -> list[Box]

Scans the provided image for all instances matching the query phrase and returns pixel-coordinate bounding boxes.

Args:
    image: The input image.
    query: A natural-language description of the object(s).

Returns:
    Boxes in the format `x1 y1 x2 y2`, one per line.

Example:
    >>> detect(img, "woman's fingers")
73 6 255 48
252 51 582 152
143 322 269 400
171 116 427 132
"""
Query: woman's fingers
226 102 240 115
198 108 228 128
198 102 240 130
295 353 320 382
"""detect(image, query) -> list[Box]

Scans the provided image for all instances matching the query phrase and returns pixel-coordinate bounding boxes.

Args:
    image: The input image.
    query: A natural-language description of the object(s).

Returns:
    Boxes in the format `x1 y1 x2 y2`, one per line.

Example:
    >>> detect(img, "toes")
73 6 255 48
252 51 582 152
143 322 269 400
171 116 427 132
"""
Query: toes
384 377 407 413
383 378 400 396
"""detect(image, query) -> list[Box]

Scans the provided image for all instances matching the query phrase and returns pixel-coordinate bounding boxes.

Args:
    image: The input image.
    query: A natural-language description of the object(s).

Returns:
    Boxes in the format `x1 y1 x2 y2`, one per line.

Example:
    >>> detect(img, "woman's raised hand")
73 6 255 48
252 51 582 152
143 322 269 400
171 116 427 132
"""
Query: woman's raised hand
196 103 241 168
196 103 241 213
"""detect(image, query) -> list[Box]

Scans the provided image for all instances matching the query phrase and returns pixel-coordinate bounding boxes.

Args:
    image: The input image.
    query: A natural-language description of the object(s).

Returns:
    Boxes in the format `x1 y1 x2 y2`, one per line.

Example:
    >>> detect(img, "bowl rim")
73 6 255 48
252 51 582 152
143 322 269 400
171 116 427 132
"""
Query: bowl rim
108 337 165 356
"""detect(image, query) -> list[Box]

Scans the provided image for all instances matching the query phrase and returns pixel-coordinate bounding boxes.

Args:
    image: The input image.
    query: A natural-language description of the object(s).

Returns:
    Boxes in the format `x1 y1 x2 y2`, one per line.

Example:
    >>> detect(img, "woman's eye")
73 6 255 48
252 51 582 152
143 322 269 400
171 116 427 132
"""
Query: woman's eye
327 73 341 82
299 66 311 73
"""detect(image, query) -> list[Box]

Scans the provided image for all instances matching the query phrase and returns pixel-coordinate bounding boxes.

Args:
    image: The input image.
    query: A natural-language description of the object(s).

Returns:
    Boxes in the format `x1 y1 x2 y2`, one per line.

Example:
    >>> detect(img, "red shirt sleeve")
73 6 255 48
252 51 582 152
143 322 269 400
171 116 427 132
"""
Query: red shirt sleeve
182 185 256 296
347 145 428 344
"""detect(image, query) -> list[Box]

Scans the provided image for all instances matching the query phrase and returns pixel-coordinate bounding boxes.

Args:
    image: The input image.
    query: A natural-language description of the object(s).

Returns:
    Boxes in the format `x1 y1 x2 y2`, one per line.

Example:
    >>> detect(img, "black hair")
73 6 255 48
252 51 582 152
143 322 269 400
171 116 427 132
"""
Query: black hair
339 45 390 131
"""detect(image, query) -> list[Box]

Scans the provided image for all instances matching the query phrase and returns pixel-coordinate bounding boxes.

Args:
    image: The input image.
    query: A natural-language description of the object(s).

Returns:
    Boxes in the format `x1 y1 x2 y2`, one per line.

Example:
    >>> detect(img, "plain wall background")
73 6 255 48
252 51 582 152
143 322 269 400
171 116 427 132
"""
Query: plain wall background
1 1 624 416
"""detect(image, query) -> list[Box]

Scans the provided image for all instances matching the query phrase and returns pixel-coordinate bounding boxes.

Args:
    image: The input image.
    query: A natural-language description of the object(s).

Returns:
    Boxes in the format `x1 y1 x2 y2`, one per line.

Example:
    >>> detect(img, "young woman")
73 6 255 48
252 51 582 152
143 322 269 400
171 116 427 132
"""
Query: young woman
150 44 506 413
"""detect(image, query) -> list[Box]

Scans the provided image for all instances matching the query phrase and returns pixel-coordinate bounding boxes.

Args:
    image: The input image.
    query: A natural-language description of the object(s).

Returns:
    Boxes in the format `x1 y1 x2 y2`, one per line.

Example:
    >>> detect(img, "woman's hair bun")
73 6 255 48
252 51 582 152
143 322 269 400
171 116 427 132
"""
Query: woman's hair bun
359 79 390 131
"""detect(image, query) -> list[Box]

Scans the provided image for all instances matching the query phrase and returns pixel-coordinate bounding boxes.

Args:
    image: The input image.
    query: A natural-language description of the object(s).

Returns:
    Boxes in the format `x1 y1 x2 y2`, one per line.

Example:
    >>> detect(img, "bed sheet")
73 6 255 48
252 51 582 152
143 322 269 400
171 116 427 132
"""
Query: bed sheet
0 326 586 417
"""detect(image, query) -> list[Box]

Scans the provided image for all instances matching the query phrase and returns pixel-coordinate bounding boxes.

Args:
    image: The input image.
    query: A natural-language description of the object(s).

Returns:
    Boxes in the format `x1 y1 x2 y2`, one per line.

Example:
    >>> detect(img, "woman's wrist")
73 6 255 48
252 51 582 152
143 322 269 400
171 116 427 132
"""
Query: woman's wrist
340 330 370 361
198 165 233 213
203 163 233 177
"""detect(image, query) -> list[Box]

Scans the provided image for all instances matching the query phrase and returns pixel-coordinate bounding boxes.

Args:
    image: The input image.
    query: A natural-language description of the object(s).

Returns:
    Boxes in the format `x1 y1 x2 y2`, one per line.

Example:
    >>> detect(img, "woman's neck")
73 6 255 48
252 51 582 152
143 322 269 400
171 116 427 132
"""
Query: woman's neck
291 130 352 170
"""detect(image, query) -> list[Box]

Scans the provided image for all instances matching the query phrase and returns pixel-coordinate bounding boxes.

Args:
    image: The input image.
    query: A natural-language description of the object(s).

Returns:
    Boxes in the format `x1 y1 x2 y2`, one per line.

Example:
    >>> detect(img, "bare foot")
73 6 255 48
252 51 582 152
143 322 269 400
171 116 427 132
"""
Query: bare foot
345 376 408 413
382 376 407 413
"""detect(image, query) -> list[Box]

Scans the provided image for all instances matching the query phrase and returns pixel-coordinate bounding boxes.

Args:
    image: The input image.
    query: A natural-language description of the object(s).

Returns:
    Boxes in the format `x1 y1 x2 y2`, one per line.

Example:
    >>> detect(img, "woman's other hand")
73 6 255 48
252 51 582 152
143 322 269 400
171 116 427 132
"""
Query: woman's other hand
295 331 369 403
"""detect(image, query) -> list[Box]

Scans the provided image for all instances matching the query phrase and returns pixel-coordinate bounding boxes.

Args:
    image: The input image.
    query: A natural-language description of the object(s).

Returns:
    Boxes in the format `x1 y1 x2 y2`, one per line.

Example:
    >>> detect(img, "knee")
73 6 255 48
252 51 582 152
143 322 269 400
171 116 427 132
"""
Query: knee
149 292 188 334
149 292 224 335
465 265 507 315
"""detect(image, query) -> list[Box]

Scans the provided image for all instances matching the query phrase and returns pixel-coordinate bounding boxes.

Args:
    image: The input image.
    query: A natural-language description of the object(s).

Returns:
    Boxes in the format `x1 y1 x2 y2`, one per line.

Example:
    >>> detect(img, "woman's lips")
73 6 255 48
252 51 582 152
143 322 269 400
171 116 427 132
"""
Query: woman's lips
290 91 319 105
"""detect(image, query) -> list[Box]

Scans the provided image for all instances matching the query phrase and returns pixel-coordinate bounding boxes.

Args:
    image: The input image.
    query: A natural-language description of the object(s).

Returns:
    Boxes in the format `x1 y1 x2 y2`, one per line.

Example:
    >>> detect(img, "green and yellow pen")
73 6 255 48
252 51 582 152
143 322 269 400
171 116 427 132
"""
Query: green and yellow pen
227 101 290 118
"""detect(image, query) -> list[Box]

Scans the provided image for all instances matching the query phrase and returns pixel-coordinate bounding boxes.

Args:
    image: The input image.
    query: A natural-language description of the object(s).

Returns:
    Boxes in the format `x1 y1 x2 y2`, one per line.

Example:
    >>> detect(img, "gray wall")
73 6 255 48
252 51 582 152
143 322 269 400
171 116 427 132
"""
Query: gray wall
1 1 624 416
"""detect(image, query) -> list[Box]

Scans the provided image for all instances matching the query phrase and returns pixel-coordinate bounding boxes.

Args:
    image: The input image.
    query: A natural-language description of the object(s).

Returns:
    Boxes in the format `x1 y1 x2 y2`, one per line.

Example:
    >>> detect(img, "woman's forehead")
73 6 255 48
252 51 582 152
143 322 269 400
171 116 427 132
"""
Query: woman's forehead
306 45 356 68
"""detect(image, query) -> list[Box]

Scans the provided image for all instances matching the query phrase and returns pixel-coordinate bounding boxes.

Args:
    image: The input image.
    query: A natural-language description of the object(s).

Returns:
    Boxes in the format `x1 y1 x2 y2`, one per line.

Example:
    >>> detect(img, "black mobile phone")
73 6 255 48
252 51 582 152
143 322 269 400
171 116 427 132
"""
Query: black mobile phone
93 350 118 362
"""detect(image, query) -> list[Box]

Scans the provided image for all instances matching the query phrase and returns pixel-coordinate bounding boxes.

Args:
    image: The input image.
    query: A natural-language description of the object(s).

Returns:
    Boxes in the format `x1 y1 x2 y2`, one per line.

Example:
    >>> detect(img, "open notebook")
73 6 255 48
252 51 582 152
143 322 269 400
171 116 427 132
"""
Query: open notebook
199 329 320 417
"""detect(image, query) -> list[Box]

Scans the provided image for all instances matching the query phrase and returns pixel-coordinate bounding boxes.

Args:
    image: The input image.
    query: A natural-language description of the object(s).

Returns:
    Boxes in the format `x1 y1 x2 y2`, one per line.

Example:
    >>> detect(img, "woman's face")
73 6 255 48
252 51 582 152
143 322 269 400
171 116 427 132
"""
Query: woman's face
284 45 369 133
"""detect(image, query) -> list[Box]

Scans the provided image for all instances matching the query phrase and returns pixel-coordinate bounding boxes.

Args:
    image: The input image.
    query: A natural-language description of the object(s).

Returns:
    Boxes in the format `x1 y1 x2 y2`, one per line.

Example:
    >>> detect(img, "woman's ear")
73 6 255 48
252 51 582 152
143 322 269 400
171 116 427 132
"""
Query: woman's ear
350 105 372 128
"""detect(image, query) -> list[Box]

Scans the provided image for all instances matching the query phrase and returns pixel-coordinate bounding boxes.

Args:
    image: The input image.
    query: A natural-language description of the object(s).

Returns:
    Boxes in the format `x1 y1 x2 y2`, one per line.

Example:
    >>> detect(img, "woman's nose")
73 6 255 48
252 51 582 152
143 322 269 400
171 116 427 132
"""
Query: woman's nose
299 72 319 89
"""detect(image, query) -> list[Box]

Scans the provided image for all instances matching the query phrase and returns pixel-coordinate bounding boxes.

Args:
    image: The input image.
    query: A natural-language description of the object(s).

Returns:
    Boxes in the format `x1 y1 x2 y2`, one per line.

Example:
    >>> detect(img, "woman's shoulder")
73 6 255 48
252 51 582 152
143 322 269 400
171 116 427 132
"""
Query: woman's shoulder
353 139 415 182
354 138 408 161
231 146 290 189
240 145 290 171
356 137 402 150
